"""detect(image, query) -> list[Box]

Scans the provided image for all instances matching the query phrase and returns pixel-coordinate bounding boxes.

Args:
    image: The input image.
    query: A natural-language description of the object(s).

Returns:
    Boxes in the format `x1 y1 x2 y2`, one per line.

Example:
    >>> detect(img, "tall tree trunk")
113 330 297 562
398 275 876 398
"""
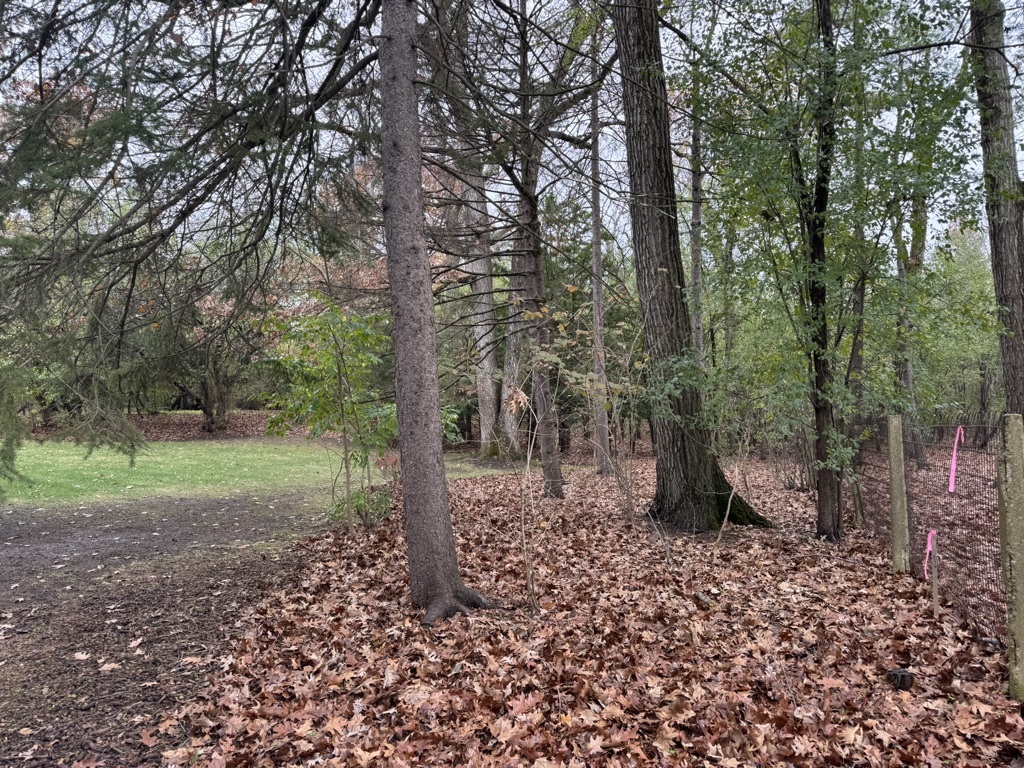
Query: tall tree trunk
612 0 767 530
979 359 992 427
893 215 928 466
845 14 867 419
509 0 563 497
379 0 490 625
843 13 869 528
590 53 613 476
518 172 565 497
718 226 738 356
428 1 501 458
462 170 501 457
969 0 1024 415
796 0 841 541
690 91 705 364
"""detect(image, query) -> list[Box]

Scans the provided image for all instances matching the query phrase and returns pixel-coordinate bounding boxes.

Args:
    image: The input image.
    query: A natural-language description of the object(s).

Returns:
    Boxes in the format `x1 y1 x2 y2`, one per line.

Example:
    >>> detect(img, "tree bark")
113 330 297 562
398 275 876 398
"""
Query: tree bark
379 0 490 625
969 0 1024 415
590 53 614 476
612 0 767 531
893 217 928 466
718 226 738 355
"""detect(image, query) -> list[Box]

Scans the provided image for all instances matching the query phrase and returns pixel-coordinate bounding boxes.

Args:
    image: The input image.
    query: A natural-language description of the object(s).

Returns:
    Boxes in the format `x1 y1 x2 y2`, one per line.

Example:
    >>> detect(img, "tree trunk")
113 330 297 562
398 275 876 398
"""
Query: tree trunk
796 0 841 541
969 0 1024 415
690 96 704 364
518 184 564 497
379 0 490 625
718 226 738 355
893 217 928 466
498 323 527 458
510 0 563 498
590 56 614 476
612 0 767 531
461 170 501 458
429 2 500 459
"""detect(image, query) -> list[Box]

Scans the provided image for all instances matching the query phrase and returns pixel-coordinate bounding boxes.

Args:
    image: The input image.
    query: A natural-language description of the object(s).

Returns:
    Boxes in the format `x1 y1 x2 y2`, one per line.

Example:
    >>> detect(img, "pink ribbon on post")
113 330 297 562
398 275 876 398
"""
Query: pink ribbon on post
948 425 965 493
924 529 938 581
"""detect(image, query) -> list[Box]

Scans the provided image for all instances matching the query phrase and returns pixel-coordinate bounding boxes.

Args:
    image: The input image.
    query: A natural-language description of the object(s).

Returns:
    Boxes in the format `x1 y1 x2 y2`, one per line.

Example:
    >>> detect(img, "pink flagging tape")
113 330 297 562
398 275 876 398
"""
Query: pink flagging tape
948 425 965 493
924 529 938 581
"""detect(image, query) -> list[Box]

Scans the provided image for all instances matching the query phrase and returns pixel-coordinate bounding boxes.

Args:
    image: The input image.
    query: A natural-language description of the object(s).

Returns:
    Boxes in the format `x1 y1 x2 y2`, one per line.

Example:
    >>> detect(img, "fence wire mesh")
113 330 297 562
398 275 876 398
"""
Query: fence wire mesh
855 421 1006 638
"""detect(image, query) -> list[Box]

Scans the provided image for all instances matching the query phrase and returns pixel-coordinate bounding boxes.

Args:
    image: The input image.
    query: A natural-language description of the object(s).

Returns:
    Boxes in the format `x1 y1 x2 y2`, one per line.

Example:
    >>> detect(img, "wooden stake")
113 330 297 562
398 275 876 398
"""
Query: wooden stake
998 414 1024 699
930 534 940 620
888 415 910 574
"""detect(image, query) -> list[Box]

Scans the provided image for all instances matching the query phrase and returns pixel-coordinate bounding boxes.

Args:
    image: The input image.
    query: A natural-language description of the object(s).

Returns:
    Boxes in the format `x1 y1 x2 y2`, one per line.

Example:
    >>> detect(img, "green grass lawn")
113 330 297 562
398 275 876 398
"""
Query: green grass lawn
3 439 336 504
1 440 521 505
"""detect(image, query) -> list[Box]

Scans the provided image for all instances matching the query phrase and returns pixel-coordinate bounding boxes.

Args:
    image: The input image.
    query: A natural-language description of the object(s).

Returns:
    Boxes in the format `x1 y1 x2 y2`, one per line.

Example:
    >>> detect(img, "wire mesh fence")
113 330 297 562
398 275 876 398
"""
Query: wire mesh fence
855 420 1006 637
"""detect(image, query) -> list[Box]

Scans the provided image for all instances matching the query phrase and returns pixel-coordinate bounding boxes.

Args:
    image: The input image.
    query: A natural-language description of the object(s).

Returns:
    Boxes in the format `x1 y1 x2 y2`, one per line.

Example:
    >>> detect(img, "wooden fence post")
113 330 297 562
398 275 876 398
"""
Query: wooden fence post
998 414 1024 700
889 415 910 574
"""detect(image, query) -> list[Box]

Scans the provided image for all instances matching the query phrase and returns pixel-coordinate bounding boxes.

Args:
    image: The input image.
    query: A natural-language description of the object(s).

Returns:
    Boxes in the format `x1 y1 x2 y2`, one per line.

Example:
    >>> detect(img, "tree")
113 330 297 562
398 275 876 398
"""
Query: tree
792 0 842 541
589 34 613 476
612 0 766 531
0 0 383 443
969 0 1024 415
0 0 493 624
268 300 396 532
379 0 490 623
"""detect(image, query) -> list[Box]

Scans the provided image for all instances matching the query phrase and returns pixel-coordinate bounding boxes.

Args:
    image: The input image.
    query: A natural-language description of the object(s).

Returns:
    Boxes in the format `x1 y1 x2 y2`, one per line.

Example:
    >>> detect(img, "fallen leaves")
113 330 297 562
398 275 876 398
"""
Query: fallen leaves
161 460 1024 767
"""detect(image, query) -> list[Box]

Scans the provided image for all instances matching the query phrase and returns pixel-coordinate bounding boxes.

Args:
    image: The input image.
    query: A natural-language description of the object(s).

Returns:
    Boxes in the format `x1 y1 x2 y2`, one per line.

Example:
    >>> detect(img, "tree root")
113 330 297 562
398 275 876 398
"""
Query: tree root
713 464 772 528
420 586 495 627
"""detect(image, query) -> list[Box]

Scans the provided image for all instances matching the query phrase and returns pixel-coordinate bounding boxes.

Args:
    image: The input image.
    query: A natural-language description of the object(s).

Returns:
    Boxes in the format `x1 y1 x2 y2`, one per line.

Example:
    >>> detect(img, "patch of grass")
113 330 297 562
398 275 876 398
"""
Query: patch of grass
4 439 334 504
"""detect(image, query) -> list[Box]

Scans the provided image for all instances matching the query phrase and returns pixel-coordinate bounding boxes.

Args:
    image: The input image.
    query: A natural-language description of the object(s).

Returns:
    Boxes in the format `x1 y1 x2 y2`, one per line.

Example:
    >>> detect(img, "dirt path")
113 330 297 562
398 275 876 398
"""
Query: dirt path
0 490 333 766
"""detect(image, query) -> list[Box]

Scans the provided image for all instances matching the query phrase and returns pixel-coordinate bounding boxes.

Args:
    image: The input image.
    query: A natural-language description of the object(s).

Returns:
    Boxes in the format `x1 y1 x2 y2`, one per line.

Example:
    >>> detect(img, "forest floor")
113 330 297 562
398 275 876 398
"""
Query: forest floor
2 416 1023 767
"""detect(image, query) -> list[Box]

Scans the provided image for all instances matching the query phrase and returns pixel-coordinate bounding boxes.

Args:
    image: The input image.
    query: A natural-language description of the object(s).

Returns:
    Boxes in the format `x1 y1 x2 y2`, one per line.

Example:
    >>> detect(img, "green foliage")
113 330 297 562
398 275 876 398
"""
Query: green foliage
440 405 466 446
659 0 985 481
0 365 29 500
267 299 394 446
331 487 392 528
267 297 396 529
907 229 1002 421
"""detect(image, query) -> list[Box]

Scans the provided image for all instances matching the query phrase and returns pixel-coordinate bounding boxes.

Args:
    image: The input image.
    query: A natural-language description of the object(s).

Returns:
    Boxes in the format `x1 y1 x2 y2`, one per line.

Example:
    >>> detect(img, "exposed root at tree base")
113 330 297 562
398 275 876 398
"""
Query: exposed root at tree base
715 490 772 528
713 466 772 528
421 586 495 627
